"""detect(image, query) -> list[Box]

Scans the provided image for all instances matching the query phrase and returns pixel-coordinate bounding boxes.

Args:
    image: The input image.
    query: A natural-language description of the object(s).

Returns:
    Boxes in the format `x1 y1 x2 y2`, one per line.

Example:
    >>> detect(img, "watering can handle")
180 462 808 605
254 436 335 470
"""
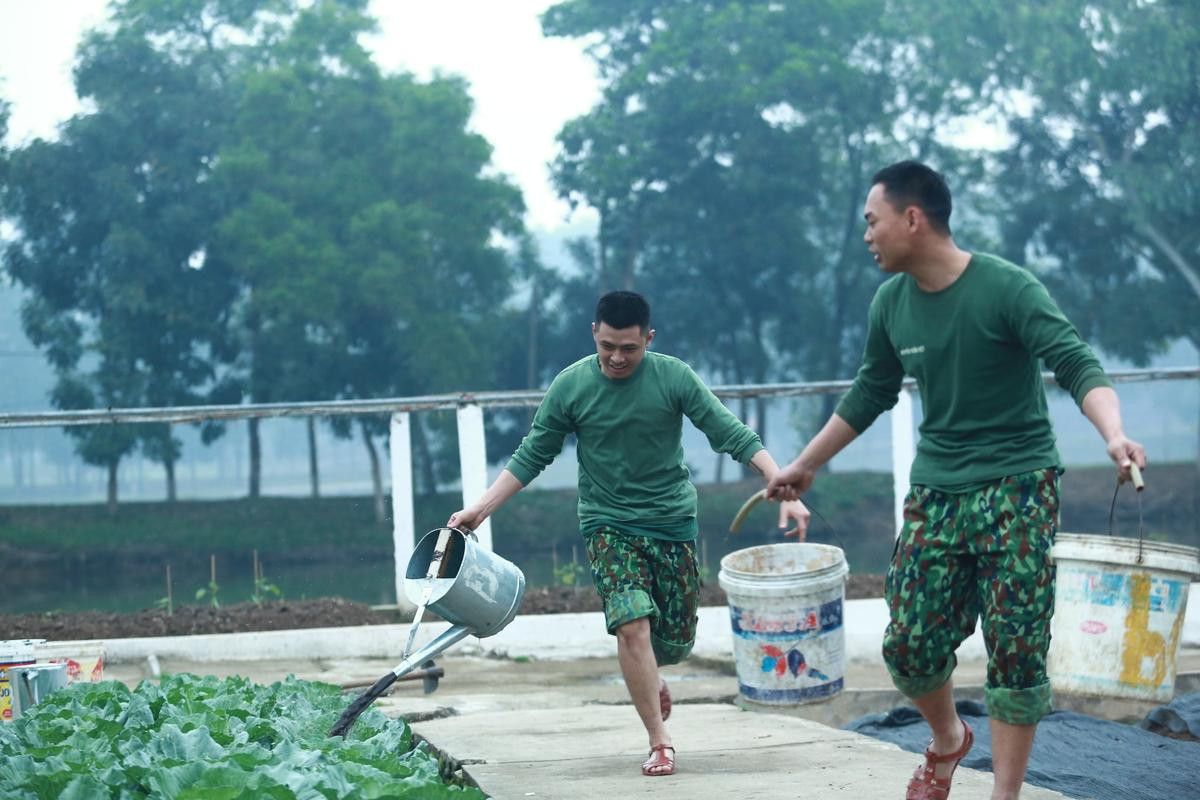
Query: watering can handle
437 526 477 542
21 670 39 706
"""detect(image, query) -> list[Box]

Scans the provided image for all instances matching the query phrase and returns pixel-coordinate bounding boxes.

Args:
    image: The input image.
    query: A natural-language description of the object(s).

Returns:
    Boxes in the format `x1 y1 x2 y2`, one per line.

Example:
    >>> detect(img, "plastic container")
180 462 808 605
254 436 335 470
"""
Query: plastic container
718 543 849 704
1049 532 1200 702
35 641 106 684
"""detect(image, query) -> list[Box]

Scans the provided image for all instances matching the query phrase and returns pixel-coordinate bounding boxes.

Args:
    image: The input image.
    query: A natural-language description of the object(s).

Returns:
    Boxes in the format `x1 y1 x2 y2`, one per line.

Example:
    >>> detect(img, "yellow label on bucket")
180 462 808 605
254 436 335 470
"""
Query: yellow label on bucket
1 662 35 723
1119 573 1183 689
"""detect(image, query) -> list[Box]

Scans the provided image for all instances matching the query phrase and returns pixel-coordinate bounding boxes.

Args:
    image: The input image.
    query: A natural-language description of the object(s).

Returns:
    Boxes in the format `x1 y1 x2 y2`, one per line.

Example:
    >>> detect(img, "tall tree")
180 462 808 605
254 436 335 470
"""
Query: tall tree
0 1 264 508
210 0 525 515
909 0 1199 362
543 0 979 415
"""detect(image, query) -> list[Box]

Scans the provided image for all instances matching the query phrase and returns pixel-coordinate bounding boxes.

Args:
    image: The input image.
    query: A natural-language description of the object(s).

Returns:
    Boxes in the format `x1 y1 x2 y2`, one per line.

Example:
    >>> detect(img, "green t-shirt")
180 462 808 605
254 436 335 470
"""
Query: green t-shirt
836 253 1112 493
505 351 764 541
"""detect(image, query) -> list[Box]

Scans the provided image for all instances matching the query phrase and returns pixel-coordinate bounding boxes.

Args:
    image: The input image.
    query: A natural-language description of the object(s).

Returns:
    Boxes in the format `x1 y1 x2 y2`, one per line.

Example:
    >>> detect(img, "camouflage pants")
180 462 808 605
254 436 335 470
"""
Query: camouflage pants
585 527 700 666
884 468 1059 725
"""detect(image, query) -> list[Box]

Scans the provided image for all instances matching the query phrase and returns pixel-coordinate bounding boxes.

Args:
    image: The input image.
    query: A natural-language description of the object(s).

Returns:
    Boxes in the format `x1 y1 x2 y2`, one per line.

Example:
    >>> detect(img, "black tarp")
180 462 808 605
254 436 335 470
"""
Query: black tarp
1142 692 1200 739
845 698 1200 800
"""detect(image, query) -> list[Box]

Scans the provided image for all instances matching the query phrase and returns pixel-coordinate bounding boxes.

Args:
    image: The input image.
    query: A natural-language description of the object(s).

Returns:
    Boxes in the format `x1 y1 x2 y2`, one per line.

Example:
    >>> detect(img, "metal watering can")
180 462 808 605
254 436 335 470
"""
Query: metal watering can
11 663 68 719
330 527 525 736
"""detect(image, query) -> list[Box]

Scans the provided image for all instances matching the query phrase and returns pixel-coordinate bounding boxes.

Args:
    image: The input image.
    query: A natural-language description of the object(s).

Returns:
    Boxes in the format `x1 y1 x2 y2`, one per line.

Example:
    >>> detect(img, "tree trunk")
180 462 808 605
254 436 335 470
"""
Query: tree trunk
527 279 540 427
307 417 320 498
106 461 118 517
10 446 23 488
248 418 261 498
739 395 752 479
621 213 642 290
411 415 438 497
756 395 769 450
361 422 386 525
165 455 177 503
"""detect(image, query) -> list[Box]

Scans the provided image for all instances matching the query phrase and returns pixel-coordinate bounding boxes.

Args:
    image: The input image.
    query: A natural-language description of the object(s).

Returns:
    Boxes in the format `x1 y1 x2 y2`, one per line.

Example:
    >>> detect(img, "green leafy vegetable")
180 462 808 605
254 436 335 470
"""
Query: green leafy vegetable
0 674 484 799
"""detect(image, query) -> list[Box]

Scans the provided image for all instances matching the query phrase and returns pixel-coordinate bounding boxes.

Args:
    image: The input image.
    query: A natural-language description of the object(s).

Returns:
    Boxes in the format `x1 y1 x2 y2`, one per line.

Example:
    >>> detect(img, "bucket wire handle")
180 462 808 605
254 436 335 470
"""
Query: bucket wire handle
729 489 844 550
1107 462 1146 564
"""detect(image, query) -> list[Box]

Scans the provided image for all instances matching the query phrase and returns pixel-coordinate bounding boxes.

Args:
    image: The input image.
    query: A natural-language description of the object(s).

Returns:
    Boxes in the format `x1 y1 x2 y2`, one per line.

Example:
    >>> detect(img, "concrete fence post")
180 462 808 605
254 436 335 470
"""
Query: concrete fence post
457 403 493 550
890 386 916 538
389 412 416 613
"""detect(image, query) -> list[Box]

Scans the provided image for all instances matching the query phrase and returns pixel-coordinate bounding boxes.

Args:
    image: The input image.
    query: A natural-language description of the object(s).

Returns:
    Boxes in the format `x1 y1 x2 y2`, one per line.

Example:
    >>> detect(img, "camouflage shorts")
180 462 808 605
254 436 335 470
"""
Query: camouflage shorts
884 468 1060 725
584 527 700 666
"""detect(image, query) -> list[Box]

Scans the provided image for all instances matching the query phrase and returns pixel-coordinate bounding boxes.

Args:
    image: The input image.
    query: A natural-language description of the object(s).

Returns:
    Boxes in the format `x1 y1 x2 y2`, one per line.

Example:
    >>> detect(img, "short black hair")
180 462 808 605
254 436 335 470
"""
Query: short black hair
871 160 952 235
595 290 650 332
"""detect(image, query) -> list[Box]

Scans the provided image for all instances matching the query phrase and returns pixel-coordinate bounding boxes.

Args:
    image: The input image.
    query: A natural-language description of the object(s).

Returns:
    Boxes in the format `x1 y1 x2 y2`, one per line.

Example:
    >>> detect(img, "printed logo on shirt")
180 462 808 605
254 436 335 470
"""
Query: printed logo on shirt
899 345 925 356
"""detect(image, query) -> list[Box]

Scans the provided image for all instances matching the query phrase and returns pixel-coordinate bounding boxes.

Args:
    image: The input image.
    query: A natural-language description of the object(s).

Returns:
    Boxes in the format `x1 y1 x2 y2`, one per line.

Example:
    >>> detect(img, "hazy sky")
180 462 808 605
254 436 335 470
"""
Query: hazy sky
0 0 601 231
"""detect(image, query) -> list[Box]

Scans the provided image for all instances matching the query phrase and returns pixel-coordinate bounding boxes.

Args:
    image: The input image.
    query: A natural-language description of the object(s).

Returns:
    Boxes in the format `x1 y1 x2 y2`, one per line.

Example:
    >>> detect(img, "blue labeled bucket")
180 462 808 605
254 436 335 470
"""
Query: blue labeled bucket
718 543 849 705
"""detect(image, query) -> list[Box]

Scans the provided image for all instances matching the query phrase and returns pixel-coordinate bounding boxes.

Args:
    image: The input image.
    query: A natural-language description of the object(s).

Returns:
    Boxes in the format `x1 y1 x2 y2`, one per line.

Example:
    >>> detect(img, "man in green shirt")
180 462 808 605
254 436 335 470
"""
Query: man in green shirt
767 161 1145 800
448 290 808 777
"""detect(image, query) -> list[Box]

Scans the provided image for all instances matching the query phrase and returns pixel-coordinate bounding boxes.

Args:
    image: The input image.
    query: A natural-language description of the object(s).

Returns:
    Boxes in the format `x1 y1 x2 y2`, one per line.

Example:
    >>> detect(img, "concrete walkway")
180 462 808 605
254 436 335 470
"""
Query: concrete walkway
416 704 1066 800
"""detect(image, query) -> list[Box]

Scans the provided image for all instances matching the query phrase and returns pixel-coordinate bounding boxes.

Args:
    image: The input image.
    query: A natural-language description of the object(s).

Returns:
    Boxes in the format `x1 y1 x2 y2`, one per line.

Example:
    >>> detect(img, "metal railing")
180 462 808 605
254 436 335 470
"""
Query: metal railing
2 366 1196 609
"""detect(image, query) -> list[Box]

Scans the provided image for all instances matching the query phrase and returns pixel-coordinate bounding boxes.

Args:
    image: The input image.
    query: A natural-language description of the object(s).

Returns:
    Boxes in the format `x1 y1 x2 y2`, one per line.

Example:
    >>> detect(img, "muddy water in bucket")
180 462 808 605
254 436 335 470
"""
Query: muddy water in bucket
719 543 849 704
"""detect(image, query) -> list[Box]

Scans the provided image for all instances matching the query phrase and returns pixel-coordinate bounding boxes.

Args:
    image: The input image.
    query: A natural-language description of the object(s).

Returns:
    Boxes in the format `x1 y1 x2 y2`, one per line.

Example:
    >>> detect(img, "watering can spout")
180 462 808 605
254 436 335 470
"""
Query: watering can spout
391 625 473 680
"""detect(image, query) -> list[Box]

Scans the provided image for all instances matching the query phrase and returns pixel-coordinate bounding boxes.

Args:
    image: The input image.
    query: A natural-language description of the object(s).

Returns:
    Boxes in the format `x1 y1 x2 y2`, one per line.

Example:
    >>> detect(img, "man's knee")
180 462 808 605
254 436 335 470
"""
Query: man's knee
883 627 957 698
615 616 652 649
882 626 927 674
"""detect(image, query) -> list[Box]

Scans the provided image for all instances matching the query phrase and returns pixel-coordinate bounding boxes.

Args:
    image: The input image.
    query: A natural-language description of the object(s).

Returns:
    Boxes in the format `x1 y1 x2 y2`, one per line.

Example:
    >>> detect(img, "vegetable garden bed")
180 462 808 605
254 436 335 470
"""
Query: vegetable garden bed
0 673 484 799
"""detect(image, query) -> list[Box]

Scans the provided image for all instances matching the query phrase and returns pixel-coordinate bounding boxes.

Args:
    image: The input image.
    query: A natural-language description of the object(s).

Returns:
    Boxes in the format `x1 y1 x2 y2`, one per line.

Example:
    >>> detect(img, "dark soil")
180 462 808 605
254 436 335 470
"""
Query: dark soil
0 573 887 641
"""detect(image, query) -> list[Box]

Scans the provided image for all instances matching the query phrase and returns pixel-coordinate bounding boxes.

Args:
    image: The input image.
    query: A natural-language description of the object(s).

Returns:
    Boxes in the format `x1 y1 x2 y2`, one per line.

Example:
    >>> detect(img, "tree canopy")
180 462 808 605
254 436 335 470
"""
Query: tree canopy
1 0 533 509
542 0 1197 396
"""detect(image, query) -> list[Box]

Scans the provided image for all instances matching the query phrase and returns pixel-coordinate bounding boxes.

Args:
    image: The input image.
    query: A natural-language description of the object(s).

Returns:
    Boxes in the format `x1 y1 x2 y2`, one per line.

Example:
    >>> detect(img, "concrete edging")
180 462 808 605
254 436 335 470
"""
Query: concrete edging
64 587 1200 666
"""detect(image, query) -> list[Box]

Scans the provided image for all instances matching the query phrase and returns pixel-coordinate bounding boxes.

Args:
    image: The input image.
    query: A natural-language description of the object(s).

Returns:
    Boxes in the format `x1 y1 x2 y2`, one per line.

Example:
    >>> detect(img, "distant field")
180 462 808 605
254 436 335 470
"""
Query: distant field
1 462 1193 563
1 462 1194 615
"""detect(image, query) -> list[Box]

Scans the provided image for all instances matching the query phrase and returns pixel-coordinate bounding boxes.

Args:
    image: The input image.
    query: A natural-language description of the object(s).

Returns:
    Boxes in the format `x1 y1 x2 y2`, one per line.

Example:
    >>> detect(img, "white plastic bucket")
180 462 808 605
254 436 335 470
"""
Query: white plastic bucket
35 641 106 684
1049 533 1200 702
718 543 849 705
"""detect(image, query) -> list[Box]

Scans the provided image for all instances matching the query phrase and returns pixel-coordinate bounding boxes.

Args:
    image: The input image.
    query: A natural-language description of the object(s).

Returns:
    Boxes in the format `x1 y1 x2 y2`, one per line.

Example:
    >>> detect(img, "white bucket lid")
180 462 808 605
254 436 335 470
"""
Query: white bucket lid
1052 532 1200 578
719 542 847 582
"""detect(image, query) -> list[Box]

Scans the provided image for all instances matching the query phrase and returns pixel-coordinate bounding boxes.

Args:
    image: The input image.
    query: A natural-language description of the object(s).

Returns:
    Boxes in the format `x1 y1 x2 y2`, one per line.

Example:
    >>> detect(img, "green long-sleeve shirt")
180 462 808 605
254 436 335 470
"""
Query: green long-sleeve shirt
836 253 1112 493
506 351 764 541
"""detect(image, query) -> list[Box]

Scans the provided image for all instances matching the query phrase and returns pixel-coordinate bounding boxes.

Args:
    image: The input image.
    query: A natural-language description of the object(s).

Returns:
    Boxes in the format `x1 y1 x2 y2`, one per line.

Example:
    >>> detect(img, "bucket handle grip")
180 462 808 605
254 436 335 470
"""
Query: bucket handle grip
729 489 846 552
1107 463 1146 564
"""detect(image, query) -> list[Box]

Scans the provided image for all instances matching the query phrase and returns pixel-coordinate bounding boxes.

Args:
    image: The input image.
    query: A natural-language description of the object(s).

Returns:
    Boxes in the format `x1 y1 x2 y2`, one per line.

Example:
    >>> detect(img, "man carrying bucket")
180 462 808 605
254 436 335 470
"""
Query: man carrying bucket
448 290 809 777
767 161 1146 800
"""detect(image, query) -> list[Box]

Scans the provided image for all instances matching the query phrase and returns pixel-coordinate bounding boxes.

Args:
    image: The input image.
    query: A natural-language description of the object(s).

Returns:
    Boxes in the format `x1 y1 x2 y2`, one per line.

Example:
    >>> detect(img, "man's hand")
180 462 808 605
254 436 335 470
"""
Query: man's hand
447 506 486 530
778 499 811 541
767 457 816 502
1106 434 1147 484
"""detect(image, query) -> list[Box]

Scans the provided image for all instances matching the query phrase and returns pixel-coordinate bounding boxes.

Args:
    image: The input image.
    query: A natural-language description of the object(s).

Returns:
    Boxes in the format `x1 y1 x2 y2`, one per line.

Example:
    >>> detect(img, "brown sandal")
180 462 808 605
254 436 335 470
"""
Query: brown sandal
659 679 671 721
642 743 676 776
906 720 973 800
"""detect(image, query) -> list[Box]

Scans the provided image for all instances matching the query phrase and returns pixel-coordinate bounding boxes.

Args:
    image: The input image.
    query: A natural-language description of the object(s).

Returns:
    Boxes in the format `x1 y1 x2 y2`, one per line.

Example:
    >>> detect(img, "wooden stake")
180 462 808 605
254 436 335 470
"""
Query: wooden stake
210 554 216 585
166 564 173 615
253 549 260 588
571 544 579 594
